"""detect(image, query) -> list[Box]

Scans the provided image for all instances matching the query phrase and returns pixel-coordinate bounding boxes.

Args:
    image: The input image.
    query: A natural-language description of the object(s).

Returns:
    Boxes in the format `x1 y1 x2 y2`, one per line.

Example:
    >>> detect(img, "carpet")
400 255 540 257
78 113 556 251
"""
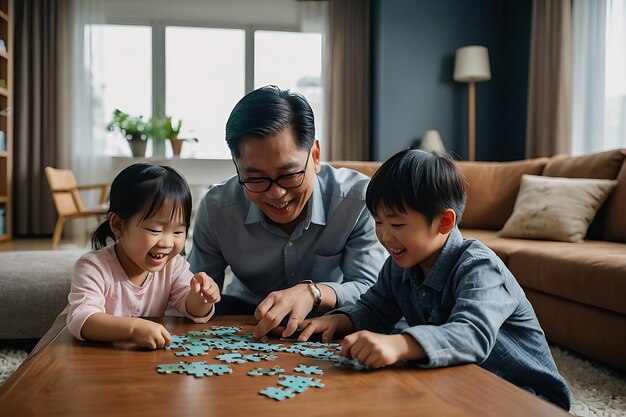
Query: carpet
1 345 624 415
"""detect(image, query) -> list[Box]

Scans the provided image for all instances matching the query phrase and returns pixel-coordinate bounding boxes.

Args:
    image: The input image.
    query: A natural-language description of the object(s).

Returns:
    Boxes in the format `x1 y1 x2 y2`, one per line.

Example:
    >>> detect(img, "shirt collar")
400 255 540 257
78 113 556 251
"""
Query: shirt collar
401 227 464 291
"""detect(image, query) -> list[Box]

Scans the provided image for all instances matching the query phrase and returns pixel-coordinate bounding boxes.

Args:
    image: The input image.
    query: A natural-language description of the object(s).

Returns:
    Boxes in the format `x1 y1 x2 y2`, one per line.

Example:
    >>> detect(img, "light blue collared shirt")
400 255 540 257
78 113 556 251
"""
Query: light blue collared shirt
188 163 386 307
335 228 571 410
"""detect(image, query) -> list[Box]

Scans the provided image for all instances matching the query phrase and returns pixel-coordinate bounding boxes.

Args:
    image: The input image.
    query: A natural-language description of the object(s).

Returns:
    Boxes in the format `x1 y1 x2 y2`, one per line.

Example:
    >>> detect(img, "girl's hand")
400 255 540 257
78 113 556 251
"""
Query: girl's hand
130 319 172 349
190 272 221 304
341 331 423 368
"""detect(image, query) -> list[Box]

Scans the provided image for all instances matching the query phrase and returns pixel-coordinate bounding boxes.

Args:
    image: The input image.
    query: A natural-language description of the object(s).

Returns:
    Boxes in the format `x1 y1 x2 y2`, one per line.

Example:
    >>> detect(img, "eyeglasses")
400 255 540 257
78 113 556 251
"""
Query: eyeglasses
233 147 312 193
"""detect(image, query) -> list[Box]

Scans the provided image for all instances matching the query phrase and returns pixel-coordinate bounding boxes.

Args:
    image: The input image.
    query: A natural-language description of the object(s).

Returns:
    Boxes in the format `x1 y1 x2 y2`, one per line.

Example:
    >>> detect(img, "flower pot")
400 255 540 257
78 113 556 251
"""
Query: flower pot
170 138 184 157
128 138 147 158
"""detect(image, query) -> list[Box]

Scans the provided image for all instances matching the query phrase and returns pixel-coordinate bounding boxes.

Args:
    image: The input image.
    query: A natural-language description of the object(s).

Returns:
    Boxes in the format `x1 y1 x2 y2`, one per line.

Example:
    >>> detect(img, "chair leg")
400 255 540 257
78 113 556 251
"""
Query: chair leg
52 217 65 250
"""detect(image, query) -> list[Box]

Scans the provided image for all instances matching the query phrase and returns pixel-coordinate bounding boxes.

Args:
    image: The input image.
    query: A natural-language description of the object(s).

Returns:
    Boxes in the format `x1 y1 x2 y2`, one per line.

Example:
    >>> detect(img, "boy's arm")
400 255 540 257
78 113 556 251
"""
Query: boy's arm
320 204 387 308
334 258 404 334
81 313 171 349
403 256 518 368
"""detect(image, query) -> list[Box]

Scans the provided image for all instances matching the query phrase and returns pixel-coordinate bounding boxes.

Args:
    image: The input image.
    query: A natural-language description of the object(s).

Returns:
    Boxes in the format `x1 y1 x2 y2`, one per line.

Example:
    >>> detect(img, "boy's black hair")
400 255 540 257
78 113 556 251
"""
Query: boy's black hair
366 149 466 225
225 85 315 158
91 163 192 250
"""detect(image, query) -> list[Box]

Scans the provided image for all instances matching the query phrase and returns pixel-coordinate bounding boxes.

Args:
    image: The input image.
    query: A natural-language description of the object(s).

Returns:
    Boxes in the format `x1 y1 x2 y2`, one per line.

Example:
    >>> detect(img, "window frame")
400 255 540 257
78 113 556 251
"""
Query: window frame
100 18 316 159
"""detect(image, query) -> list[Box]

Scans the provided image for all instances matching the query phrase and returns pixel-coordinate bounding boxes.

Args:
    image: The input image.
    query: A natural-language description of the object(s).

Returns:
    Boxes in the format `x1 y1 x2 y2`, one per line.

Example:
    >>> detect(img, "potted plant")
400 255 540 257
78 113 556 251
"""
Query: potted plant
162 116 198 157
107 109 148 157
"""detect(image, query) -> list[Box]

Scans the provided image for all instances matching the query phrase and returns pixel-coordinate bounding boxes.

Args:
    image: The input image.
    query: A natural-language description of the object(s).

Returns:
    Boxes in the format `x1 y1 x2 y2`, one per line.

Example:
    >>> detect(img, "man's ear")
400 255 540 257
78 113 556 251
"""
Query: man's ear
312 139 321 174
438 209 456 235
108 213 124 238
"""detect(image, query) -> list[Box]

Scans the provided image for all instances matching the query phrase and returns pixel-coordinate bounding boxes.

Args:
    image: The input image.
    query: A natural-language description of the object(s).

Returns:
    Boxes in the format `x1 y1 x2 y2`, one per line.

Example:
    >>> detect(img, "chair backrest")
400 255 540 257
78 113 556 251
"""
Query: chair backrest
45 167 86 216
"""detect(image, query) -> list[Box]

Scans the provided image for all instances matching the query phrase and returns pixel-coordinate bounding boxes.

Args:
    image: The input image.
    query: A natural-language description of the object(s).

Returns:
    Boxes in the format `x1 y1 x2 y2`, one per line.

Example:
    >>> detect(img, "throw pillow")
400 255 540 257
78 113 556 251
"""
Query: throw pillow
498 175 617 242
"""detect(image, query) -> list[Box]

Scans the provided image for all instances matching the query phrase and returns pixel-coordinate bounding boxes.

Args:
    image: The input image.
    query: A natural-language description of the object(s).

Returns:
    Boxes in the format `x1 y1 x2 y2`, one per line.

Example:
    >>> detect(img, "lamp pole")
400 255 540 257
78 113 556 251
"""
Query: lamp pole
468 80 476 162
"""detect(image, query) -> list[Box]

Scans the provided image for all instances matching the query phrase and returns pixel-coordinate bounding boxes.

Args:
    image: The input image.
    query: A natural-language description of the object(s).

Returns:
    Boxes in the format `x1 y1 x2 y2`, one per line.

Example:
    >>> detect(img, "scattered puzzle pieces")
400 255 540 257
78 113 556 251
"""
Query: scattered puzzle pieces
157 362 232 378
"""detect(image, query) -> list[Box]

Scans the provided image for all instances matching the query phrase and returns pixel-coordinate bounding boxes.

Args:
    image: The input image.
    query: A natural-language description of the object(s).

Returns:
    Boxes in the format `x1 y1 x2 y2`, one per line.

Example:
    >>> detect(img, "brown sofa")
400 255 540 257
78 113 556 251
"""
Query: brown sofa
330 148 626 371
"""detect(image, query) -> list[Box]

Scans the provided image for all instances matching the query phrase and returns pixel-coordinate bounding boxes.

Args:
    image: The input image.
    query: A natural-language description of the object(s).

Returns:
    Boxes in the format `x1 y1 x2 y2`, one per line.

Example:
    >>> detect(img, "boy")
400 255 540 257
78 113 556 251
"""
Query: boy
297 149 571 410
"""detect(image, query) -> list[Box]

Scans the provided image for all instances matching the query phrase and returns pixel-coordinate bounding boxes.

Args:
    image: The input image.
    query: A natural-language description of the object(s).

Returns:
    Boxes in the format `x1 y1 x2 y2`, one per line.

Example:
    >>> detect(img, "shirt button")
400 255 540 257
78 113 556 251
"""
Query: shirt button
287 242 293 247
420 290 426 297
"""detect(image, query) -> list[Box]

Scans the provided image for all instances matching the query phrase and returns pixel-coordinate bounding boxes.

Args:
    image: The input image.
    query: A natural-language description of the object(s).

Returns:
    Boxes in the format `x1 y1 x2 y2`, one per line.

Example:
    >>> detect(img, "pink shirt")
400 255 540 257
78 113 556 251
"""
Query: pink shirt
67 244 213 340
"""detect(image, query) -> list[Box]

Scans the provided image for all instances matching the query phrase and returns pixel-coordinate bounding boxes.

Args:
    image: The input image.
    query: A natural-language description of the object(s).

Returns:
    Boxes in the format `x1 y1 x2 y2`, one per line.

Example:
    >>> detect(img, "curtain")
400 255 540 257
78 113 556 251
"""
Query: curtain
13 0 69 236
572 0 626 154
66 0 109 240
526 0 572 158
326 0 370 161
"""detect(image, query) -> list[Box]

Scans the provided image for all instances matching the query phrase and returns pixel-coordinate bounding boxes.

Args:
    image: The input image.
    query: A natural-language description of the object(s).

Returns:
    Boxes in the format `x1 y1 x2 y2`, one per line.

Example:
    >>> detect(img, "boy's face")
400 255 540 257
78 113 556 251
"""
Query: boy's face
373 204 449 270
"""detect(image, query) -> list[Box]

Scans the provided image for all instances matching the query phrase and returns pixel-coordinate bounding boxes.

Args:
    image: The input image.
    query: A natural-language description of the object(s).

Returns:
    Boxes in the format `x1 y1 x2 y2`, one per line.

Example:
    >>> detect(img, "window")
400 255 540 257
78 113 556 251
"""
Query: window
166 27 245 159
255 31 324 152
91 23 324 159
89 24 152 156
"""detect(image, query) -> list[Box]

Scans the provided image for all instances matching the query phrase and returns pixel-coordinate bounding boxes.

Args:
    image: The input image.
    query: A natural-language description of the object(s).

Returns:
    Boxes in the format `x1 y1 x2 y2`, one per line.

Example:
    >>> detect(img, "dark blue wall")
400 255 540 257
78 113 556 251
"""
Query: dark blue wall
371 0 532 162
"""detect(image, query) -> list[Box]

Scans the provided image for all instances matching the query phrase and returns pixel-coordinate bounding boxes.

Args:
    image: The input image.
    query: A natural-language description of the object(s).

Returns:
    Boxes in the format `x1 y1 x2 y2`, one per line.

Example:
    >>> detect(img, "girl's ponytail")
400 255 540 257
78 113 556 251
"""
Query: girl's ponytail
90 218 115 250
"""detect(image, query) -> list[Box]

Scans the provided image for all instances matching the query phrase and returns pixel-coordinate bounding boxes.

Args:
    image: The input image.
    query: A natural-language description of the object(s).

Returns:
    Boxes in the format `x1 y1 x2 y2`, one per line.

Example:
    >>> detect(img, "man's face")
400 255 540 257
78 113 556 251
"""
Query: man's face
235 128 321 233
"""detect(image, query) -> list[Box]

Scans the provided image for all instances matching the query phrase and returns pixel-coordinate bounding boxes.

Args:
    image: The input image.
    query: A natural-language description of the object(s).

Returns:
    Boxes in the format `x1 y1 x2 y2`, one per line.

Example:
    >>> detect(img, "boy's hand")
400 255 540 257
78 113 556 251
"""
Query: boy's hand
130 318 172 349
296 313 354 343
341 331 423 368
190 272 221 304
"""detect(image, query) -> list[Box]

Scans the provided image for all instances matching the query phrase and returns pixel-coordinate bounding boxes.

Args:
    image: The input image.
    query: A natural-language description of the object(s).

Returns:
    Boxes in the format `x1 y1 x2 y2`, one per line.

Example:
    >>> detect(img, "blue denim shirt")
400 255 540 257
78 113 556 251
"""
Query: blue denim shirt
336 228 571 410
188 163 386 307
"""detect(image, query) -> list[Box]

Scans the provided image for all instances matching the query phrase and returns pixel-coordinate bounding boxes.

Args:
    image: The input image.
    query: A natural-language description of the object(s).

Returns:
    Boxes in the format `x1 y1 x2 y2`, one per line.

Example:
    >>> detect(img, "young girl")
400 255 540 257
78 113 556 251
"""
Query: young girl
67 163 220 349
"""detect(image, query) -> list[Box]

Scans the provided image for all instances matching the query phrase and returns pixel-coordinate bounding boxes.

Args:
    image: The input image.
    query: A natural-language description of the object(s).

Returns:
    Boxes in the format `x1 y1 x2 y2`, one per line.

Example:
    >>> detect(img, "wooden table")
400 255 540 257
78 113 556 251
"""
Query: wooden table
0 315 571 417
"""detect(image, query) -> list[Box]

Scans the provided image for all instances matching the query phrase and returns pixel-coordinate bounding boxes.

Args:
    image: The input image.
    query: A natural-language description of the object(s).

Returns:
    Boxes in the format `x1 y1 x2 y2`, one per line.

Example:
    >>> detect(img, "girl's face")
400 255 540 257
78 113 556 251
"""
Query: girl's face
373 204 449 270
110 200 187 282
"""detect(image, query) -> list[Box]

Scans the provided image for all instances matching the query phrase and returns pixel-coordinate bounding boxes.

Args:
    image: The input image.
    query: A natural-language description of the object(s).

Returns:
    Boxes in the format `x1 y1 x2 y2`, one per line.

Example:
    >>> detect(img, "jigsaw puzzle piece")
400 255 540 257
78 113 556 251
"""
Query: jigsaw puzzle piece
247 366 285 376
174 344 212 357
215 352 247 364
156 363 186 374
277 374 324 393
294 365 323 375
259 387 296 401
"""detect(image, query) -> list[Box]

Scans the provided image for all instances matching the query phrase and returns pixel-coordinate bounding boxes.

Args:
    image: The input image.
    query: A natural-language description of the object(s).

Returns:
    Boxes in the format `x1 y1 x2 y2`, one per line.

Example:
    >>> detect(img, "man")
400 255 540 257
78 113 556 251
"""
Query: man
188 85 386 340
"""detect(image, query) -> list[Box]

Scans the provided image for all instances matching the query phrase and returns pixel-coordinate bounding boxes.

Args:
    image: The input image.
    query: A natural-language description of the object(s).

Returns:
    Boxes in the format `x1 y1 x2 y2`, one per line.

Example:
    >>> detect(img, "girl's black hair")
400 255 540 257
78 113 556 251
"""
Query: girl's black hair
225 85 315 158
91 163 192 250
366 149 466 225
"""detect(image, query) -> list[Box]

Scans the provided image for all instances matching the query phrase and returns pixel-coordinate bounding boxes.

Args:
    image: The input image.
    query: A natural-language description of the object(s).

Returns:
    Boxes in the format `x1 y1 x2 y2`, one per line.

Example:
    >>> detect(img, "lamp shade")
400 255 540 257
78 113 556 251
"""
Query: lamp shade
453 45 491 82
421 130 445 153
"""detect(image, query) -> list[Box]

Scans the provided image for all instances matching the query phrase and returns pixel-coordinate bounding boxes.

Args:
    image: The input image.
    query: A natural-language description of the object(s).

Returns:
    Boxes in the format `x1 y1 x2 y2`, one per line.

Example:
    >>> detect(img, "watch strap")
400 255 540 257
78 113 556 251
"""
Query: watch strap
298 279 322 311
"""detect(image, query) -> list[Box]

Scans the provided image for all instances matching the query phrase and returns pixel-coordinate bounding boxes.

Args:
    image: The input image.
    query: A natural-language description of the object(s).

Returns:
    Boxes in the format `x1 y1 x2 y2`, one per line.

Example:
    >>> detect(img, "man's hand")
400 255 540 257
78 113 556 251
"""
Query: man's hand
252 284 315 340
341 331 425 368
130 318 172 349
296 314 353 343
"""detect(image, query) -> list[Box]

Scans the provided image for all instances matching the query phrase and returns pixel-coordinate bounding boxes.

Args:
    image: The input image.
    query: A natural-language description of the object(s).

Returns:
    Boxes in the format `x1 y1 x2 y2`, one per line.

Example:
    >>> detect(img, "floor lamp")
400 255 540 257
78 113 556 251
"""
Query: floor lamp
453 46 491 161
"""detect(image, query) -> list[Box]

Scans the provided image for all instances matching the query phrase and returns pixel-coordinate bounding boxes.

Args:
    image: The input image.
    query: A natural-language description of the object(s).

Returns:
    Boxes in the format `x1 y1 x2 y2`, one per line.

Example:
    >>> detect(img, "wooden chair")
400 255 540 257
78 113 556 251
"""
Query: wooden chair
45 167 109 249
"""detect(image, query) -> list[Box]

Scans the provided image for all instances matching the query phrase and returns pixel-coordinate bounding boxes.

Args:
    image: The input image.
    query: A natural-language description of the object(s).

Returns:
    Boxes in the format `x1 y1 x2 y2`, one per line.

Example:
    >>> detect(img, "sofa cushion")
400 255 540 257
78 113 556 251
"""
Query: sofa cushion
0 250 84 339
329 161 381 178
543 149 626 240
507 242 626 315
498 175 617 242
461 228 564 263
604 151 626 243
457 158 548 230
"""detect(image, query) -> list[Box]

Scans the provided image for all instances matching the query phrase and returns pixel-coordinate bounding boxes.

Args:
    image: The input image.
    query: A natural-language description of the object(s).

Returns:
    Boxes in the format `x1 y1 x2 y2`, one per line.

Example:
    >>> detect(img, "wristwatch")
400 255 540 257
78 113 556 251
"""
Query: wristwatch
298 279 322 311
